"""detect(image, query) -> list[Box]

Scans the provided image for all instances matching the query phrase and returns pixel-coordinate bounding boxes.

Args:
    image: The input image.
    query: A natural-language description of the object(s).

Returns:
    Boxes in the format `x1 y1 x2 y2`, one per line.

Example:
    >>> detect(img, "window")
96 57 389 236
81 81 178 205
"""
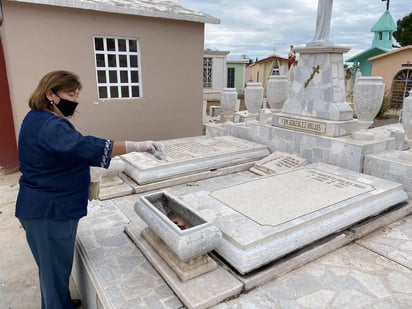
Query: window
227 67 235 88
390 69 412 112
94 36 142 99
203 57 212 88
272 60 280 75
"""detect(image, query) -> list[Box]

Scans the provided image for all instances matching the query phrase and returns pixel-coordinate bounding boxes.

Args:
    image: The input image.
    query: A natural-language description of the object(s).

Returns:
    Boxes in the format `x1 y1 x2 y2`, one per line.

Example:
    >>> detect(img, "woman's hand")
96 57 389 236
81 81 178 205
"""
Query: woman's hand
125 141 163 153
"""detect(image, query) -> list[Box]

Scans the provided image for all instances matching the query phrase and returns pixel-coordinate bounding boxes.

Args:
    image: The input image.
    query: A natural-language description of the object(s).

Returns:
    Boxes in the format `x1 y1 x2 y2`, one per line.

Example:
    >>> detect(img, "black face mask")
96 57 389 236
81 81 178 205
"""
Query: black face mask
55 97 79 117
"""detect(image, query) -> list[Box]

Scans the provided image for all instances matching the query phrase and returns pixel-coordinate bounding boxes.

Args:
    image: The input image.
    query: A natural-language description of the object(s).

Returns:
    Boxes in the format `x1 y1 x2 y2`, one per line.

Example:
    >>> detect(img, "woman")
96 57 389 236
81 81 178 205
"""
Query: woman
15 70 161 309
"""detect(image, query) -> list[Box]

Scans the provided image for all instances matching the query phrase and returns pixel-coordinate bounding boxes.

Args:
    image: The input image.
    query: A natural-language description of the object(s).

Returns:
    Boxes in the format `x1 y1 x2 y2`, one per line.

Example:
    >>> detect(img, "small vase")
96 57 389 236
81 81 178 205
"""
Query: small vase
266 75 288 112
220 88 238 122
244 82 264 116
400 90 412 160
352 76 385 140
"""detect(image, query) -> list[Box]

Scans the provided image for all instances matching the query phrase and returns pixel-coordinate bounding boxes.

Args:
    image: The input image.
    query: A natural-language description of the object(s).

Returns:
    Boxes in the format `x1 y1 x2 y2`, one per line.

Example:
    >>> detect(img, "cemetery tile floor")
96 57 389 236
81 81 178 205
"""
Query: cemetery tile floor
2 169 412 308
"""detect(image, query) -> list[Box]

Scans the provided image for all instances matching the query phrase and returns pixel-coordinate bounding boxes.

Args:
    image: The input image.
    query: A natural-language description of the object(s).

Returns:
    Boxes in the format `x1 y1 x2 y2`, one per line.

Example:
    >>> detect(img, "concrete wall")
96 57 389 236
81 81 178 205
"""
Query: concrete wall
1 1 205 142
227 61 247 96
203 51 229 101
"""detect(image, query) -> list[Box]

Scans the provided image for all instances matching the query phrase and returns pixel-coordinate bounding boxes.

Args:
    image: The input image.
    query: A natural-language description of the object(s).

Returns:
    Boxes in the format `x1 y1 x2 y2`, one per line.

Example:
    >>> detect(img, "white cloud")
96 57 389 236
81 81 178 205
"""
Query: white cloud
181 0 410 62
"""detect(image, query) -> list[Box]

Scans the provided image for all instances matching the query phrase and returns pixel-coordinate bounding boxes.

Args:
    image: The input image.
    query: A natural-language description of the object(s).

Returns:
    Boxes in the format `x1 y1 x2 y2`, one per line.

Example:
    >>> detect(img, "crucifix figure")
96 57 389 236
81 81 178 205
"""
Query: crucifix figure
311 0 333 43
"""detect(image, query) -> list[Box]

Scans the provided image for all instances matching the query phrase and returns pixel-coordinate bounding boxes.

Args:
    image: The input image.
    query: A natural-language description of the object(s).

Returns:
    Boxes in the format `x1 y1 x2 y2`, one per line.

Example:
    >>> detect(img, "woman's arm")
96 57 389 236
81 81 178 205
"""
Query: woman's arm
111 141 127 157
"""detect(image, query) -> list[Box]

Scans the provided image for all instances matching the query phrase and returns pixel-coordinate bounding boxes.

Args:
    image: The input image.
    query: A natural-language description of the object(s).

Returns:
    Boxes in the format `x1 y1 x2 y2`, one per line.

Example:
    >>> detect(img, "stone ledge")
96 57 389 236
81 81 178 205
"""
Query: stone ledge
125 223 243 309
218 201 412 291
364 150 412 198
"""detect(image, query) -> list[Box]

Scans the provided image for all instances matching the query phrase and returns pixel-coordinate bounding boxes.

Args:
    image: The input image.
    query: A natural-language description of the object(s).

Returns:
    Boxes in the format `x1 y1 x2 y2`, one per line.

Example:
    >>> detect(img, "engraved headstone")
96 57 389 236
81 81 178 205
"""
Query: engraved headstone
120 136 269 185
250 151 307 175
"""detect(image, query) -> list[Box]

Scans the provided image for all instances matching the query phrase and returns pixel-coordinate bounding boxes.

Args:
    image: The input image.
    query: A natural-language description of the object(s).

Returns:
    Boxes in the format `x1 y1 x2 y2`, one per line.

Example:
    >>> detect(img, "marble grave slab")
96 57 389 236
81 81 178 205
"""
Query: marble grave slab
213 167 373 226
178 162 408 274
120 136 269 185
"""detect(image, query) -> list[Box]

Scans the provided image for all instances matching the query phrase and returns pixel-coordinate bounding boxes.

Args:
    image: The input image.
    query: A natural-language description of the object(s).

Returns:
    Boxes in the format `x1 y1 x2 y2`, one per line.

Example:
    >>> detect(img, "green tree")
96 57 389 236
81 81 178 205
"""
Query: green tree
393 12 412 47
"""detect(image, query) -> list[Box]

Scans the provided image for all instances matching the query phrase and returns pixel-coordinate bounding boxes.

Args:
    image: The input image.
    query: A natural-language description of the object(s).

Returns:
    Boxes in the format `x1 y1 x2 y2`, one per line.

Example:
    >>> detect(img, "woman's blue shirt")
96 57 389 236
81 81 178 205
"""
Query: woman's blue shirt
16 110 113 219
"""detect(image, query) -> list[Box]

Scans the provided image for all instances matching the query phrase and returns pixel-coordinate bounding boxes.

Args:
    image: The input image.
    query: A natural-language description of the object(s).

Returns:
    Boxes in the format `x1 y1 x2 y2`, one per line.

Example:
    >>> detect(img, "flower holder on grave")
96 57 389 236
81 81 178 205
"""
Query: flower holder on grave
134 191 222 281
400 90 412 160
352 76 385 140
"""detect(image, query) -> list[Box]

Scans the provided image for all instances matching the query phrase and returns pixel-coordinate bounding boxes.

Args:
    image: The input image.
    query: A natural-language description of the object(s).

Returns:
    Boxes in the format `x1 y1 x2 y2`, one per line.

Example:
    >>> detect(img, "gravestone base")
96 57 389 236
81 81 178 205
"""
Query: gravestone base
272 112 356 137
205 122 401 172
98 162 257 199
281 45 352 121
129 161 256 194
178 162 407 274
141 227 218 282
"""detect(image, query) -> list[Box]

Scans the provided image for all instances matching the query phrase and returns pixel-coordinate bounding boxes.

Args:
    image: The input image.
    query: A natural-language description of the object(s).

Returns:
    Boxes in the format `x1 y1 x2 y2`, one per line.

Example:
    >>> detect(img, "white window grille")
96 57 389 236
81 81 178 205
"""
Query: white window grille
94 36 142 99
203 57 213 89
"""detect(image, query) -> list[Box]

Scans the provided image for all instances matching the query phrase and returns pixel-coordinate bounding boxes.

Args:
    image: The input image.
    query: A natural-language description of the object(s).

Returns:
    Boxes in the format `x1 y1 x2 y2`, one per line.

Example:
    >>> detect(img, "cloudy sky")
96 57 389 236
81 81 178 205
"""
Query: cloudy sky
181 0 410 61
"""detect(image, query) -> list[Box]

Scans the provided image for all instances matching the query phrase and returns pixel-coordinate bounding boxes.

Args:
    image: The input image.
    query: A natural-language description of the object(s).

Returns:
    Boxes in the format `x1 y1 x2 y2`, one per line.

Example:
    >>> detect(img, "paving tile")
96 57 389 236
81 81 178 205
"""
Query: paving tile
213 244 412 308
356 215 412 270
77 200 183 308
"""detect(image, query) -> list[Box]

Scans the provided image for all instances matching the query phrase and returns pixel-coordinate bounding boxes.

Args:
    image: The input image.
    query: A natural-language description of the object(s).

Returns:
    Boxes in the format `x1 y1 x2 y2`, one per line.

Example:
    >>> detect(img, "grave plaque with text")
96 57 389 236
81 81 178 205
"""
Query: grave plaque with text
250 151 307 175
277 116 327 134
120 136 269 185
212 168 373 226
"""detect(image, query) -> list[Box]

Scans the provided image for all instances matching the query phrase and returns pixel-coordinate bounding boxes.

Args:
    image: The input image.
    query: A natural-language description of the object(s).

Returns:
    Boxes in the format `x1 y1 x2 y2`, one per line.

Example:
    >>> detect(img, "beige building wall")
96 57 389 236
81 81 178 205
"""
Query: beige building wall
1 1 205 142
370 48 412 94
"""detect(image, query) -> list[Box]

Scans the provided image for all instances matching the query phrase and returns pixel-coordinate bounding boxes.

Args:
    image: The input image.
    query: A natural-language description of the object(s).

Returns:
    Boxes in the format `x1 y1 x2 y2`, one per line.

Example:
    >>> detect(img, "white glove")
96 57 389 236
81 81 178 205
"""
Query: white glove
125 141 163 153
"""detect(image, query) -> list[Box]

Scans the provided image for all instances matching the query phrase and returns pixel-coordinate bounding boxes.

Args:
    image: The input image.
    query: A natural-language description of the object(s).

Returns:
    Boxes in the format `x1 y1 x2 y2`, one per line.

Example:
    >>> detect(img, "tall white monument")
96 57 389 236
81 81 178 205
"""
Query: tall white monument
272 0 355 137
308 0 334 46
